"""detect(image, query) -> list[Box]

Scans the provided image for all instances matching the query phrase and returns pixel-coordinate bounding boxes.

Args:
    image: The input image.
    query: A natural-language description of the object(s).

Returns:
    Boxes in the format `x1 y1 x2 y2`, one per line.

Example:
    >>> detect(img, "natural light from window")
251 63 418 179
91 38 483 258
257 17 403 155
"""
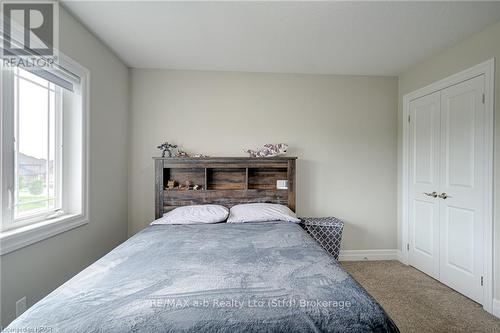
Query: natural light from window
14 68 62 221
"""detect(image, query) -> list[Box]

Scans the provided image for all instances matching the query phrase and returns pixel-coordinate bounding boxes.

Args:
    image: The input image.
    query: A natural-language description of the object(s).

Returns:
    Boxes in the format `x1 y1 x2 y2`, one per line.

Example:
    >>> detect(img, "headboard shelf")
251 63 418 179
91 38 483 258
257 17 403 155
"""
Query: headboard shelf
154 157 296 219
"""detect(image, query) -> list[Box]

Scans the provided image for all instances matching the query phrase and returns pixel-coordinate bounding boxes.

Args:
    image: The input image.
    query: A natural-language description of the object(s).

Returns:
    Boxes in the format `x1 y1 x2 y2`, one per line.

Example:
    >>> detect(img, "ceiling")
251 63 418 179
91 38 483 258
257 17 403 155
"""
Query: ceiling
62 1 500 76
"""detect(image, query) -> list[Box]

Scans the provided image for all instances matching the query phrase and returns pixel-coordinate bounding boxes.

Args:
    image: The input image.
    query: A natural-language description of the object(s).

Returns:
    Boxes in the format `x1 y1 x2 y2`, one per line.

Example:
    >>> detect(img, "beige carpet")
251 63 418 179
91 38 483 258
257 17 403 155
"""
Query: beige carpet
342 260 500 333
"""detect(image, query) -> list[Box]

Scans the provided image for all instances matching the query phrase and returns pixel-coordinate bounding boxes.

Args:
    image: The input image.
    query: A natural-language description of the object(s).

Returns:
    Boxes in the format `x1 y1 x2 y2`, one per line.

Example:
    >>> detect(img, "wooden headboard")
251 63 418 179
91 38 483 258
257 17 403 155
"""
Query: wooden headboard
154 157 296 219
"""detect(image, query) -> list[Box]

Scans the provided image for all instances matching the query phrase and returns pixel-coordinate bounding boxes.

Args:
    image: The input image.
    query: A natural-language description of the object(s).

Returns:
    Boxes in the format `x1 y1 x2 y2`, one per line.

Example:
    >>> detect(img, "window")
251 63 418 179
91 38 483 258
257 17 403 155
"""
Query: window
13 68 63 222
1 55 88 253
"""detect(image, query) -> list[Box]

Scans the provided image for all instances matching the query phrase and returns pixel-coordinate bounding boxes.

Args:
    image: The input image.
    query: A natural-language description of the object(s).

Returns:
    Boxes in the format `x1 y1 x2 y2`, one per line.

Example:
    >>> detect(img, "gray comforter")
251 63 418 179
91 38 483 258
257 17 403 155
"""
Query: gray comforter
5 222 399 333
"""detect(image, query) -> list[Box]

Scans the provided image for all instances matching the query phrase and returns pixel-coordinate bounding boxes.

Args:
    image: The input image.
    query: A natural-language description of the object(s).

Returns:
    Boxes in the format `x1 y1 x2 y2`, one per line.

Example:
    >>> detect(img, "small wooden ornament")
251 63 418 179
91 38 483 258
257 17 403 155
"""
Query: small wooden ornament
179 180 191 191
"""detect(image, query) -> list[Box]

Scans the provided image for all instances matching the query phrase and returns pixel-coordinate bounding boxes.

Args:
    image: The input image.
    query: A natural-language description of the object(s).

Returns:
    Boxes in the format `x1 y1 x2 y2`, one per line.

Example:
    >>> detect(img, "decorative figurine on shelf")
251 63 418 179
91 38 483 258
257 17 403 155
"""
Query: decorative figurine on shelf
166 180 176 190
157 141 178 158
192 153 210 158
179 181 191 190
175 148 190 158
193 184 202 190
245 143 288 158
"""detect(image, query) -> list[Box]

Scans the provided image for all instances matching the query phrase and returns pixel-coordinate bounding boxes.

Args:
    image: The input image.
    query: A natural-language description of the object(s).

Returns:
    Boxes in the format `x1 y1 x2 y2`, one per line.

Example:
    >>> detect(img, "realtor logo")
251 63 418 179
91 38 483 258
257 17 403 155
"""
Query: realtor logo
1 0 58 57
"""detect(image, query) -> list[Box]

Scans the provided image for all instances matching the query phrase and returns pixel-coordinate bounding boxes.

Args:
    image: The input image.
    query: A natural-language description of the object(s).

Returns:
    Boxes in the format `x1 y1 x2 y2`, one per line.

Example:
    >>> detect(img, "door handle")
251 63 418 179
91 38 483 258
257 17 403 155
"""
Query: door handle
438 192 450 199
423 191 438 198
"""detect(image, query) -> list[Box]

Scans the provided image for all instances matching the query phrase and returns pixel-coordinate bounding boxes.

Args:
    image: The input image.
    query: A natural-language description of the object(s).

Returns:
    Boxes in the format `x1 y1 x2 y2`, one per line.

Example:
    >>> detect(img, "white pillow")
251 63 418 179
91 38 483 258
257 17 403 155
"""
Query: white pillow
227 203 300 223
151 205 229 225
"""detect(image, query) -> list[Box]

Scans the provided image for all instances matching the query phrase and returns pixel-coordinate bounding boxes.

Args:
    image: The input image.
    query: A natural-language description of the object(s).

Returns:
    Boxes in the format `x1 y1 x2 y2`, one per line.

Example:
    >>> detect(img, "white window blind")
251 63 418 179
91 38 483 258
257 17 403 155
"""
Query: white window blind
22 66 80 92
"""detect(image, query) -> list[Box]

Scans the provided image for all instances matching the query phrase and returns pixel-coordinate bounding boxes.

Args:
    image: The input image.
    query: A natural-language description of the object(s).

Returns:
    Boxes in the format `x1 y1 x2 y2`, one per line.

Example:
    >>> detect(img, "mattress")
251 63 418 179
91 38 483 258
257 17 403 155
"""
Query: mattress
5 222 399 332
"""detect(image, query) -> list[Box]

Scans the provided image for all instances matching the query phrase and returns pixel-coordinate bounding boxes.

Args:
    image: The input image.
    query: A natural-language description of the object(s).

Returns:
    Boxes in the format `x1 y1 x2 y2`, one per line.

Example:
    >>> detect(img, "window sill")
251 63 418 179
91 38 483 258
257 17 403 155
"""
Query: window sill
0 214 88 255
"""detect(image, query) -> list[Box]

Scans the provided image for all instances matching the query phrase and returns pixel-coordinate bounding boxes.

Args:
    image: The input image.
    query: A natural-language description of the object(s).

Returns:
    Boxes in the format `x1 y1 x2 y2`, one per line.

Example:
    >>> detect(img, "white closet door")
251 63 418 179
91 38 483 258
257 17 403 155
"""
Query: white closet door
439 75 485 304
408 91 441 279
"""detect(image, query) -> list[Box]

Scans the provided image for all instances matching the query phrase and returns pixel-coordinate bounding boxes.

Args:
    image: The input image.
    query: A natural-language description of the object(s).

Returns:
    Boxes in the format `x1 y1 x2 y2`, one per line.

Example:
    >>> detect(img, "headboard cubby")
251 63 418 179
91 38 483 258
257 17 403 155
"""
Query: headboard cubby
154 157 296 219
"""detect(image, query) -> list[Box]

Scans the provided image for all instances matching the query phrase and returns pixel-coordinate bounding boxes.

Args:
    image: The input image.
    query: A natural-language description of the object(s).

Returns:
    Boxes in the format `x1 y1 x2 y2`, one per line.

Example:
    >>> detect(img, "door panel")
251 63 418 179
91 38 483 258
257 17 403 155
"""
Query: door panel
408 92 441 279
445 206 475 274
414 105 435 184
439 75 485 304
446 89 476 188
413 200 436 257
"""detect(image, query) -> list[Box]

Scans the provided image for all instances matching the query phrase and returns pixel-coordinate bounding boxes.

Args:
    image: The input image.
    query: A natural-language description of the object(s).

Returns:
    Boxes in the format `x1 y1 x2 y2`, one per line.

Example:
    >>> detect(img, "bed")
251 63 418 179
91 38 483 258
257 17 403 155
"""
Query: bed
5 157 399 332
6 222 398 332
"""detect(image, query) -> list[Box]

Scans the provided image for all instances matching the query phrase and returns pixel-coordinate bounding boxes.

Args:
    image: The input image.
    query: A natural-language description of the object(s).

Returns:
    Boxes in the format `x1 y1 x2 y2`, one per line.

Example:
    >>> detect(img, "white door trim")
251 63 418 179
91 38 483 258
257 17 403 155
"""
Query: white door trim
401 58 495 313
493 299 500 318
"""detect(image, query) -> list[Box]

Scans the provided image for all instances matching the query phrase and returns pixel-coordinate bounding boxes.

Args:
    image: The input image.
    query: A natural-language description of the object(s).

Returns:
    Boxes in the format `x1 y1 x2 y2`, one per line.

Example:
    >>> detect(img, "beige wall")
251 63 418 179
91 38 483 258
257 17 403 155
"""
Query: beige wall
129 70 398 252
0 8 130 327
398 20 500 301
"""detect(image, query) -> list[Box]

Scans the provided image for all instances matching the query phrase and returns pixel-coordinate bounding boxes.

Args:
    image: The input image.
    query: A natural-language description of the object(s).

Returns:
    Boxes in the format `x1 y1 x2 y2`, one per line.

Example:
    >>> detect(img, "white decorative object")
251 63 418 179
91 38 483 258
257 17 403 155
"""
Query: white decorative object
245 143 288 158
227 203 300 223
151 205 229 225
276 180 288 190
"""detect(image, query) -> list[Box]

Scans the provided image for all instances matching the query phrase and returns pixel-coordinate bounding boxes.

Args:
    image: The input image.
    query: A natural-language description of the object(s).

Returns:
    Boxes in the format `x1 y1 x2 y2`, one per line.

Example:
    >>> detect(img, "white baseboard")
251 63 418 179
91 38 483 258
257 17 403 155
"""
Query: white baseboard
493 299 500 319
339 249 398 261
397 250 408 264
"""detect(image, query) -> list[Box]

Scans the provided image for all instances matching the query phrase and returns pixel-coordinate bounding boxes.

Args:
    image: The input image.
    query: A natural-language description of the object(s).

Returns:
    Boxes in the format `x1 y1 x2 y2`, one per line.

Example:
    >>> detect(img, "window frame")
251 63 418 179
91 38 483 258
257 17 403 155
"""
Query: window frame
0 53 89 255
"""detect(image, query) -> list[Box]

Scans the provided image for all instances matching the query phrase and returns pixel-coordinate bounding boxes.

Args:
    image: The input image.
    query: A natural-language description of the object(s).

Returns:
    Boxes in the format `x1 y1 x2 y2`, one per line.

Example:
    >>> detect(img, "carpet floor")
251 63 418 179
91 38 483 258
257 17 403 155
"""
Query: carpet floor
341 260 500 333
